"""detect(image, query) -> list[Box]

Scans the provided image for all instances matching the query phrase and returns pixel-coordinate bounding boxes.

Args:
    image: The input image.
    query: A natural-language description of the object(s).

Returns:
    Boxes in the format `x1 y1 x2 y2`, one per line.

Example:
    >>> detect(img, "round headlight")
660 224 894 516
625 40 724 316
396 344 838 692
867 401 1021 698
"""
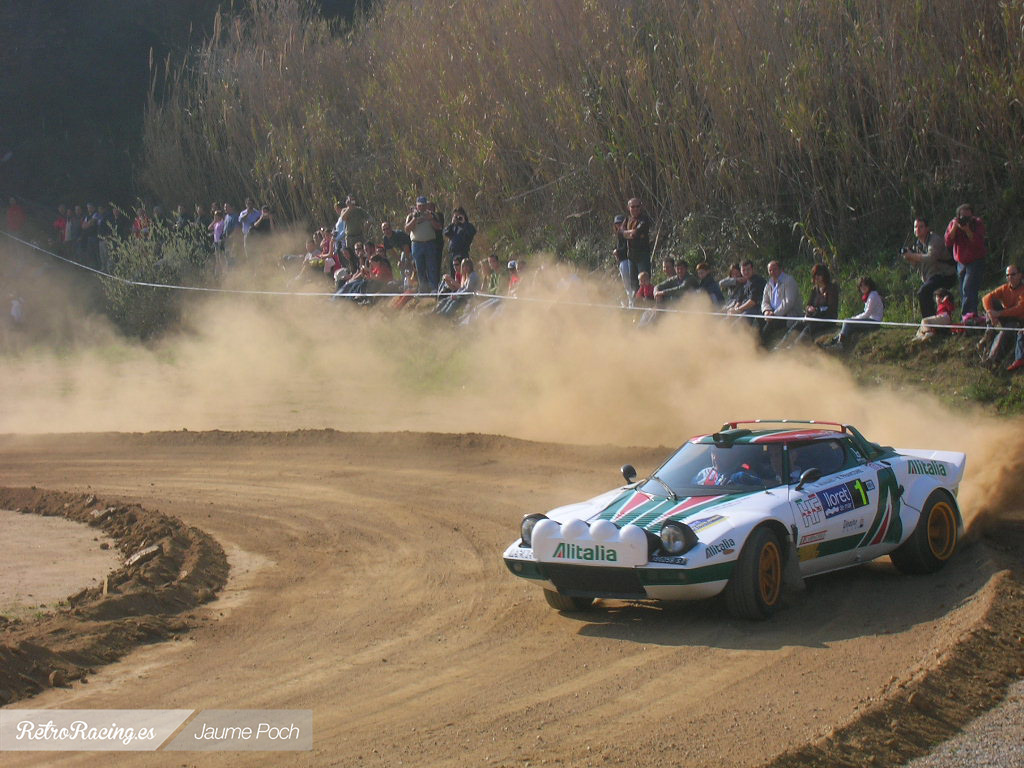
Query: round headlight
520 514 548 548
660 521 698 555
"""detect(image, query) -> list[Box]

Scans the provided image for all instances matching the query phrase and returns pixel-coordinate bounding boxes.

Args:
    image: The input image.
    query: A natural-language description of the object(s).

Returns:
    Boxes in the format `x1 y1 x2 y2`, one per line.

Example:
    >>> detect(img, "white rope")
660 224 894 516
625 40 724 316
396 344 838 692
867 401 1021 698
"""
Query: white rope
3 229 1018 333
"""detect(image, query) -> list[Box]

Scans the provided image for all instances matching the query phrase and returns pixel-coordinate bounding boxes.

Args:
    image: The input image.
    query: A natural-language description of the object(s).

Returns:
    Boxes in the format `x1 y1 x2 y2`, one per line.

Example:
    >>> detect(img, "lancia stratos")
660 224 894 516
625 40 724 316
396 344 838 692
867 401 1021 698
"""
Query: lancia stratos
502 420 966 619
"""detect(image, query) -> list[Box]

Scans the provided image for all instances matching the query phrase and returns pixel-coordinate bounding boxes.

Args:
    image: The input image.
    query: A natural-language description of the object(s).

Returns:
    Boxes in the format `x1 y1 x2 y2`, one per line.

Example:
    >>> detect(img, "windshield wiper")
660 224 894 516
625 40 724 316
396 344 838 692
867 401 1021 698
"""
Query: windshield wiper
647 473 678 501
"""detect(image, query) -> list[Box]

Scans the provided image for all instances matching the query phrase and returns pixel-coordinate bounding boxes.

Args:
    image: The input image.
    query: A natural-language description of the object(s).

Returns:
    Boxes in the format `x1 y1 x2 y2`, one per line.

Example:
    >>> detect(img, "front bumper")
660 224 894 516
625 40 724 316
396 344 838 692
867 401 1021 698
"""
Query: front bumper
503 547 734 601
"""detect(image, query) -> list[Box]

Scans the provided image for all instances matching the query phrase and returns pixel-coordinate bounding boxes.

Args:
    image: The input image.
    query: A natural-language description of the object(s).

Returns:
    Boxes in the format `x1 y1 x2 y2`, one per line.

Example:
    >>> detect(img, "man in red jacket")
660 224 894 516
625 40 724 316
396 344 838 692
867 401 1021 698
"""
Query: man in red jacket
944 203 987 321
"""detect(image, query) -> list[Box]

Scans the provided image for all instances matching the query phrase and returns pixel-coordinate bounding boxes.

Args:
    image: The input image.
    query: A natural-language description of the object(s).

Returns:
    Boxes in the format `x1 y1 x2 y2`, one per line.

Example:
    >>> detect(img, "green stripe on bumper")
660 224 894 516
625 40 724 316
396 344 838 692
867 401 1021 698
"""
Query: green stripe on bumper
639 561 735 585
503 557 735 587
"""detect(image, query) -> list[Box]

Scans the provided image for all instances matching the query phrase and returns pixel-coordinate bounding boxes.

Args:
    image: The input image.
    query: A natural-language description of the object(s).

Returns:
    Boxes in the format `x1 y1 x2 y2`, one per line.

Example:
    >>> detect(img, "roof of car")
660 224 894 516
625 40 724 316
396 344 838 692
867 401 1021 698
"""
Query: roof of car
689 421 895 461
691 428 845 445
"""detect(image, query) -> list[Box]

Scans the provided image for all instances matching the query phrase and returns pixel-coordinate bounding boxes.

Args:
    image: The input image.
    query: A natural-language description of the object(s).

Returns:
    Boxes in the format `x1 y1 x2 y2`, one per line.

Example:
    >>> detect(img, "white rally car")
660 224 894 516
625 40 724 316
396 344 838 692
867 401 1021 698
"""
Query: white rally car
503 420 966 619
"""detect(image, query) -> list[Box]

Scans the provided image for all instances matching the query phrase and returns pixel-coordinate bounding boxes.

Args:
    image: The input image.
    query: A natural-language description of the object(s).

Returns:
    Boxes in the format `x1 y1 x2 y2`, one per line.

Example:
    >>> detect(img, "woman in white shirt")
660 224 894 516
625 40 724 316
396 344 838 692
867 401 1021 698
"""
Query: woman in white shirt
822 276 883 351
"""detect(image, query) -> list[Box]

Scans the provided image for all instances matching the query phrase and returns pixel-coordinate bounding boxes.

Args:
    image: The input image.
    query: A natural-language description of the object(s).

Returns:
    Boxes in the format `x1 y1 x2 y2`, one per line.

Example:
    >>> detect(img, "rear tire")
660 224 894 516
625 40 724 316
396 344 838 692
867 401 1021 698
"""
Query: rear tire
543 590 595 612
890 492 959 574
724 527 784 620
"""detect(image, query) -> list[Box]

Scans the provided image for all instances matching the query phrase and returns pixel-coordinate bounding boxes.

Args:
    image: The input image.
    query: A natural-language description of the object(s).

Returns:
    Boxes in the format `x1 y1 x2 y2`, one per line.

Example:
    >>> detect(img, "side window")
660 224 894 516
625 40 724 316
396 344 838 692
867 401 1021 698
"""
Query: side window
843 438 867 466
789 440 845 480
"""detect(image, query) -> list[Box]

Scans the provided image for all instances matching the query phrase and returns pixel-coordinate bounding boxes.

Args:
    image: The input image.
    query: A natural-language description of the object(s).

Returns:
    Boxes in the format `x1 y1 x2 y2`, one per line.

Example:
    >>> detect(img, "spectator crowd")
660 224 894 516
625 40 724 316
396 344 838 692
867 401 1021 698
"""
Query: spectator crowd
610 198 1023 373
3 192 1024 373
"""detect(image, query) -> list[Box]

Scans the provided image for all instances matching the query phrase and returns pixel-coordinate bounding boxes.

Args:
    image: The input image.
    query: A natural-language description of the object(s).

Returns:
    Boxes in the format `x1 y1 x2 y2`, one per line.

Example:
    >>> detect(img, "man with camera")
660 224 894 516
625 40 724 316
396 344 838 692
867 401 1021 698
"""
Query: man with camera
404 195 443 292
340 195 370 252
443 207 477 277
902 217 956 318
944 203 987 321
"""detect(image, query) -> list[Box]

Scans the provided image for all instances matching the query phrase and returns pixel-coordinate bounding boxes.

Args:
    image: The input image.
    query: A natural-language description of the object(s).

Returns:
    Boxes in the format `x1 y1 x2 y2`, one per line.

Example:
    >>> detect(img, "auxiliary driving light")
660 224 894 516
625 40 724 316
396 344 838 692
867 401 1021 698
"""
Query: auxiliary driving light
520 514 548 548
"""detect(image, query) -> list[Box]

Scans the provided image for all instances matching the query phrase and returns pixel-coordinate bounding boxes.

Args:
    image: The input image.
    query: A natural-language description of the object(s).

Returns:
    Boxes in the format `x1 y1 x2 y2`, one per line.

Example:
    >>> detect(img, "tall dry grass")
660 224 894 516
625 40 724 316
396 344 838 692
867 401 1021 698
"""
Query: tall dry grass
139 0 1024 263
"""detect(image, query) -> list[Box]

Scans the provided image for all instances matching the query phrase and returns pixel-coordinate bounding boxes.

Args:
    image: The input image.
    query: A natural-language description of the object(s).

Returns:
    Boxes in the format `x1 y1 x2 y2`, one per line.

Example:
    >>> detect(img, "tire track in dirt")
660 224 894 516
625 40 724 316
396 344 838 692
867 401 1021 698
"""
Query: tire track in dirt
0 430 1020 768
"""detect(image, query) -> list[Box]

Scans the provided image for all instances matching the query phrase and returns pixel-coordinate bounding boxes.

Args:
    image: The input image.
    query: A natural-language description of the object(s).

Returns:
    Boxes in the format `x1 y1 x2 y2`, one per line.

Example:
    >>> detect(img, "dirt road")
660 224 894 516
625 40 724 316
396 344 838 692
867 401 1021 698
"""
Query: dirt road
1 430 1020 767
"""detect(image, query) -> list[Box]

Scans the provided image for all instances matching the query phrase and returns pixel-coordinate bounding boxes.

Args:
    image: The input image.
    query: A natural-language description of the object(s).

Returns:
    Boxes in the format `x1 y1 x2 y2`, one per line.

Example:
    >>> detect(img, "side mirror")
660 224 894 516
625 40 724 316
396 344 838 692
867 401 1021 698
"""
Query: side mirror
621 464 637 483
795 467 822 491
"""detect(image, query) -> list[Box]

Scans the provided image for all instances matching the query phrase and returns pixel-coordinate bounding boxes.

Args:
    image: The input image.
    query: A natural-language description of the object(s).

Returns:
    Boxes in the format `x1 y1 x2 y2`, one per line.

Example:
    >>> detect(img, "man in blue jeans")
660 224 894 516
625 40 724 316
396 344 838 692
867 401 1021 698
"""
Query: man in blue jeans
404 196 442 292
944 203 987 321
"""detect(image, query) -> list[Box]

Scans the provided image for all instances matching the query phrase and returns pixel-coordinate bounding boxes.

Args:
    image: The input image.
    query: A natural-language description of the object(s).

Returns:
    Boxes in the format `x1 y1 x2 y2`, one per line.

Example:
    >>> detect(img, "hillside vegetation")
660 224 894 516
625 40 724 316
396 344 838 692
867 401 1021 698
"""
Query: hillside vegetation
141 0 1024 265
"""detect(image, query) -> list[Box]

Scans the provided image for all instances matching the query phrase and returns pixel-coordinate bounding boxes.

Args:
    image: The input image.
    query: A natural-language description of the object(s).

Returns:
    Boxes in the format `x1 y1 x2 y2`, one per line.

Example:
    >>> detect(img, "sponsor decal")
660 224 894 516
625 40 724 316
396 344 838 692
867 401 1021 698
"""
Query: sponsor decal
860 467 904 548
506 547 536 560
799 530 826 545
834 469 863 481
798 542 821 561
552 542 618 562
842 518 865 532
796 495 824 528
687 514 726 533
818 479 871 519
705 538 736 559
907 459 947 477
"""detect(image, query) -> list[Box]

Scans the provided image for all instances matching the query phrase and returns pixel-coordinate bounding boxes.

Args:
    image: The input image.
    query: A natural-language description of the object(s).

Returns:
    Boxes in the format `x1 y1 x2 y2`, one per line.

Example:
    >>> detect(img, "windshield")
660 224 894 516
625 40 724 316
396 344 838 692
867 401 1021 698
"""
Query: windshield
638 441 785 497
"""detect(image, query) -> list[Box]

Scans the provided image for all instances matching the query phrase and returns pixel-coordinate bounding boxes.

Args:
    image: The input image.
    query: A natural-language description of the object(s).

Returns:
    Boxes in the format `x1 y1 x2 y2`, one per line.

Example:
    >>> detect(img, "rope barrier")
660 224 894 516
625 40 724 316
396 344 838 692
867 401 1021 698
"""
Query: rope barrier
3 229 1020 334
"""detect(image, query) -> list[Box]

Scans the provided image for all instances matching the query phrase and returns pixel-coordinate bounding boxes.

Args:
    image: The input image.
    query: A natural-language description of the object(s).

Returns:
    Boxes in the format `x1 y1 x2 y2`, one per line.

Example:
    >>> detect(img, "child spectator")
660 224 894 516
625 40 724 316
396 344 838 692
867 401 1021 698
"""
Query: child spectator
210 210 225 250
912 288 954 343
53 205 69 247
635 271 655 304
132 206 151 239
317 227 334 259
507 260 521 297
209 210 226 273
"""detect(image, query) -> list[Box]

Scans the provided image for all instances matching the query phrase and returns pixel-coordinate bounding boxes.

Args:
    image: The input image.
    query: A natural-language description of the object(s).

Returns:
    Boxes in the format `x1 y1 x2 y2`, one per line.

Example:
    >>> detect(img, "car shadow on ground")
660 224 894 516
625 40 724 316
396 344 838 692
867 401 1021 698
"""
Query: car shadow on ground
570 538 999 650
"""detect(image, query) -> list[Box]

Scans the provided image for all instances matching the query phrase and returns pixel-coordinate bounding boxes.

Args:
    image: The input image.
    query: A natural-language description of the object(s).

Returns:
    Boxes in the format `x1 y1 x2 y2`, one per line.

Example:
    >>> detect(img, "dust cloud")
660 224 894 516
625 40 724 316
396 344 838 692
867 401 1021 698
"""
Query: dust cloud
1 247 1020 526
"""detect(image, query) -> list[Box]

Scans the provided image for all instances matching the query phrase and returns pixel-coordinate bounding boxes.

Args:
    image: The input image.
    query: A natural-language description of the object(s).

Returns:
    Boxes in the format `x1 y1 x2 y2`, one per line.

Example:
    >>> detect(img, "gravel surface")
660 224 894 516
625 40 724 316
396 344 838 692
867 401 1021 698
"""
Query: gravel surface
906 678 1024 768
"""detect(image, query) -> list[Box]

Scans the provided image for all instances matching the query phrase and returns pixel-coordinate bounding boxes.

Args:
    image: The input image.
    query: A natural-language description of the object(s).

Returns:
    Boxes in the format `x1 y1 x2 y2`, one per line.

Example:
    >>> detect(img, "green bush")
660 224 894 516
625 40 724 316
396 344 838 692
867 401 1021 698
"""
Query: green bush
101 220 212 338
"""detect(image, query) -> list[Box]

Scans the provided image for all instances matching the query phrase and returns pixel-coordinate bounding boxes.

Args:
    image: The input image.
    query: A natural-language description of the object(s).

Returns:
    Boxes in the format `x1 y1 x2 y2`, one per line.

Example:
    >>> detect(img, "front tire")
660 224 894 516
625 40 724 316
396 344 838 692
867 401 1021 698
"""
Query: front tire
543 590 594 612
724 527 784 620
890 492 959 574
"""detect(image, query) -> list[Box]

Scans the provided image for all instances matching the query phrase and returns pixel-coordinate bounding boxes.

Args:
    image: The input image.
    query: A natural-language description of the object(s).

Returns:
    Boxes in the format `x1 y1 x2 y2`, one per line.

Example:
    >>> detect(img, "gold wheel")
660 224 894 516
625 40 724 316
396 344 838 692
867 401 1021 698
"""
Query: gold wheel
726 527 785 619
926 501 957 561
891 492 960 575
758 540 782 606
